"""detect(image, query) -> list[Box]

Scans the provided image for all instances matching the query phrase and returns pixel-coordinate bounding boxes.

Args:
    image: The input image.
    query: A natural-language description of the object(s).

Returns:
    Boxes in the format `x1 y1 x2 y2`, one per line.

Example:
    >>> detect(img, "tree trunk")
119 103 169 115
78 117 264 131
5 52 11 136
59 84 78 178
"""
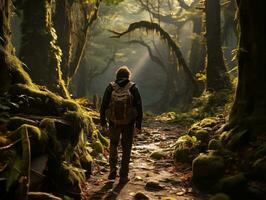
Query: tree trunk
189 16 205 74
205 0 230 91
53 0 72 85
76 64 88 97
0 0 32 95
19 0 69 98
228 0 266 133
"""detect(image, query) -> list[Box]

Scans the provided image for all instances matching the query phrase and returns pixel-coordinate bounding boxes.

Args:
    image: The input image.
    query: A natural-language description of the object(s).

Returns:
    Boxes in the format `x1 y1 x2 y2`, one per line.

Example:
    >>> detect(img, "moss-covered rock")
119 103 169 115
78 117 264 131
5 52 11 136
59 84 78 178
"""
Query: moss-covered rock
192 153 225 187
150 151 165 160
209 193 230 200
208 139 223 150
191 129 210 144
220 129 249 149
174 135 198 163
214 173 247 194
134 192 150 200
252 157 266 180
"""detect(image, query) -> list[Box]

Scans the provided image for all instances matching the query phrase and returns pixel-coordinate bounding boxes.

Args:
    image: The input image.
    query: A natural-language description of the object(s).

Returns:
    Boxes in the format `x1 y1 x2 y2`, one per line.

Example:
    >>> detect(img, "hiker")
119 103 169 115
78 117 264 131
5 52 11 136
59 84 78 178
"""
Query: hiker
100 66 143 184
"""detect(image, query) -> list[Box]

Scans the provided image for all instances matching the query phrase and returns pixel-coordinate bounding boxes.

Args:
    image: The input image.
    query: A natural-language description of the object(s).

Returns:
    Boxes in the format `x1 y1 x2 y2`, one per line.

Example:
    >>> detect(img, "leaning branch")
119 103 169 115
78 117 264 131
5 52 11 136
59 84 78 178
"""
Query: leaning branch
109 20 198 95
127 40 167 73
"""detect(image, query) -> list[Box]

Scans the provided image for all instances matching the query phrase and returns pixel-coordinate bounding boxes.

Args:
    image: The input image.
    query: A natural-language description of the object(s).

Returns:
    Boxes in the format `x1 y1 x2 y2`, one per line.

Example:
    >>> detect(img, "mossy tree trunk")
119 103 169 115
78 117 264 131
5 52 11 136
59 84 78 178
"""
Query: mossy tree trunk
189 16 205 74
54 0 73 86
228 0 266 133
0 0 13 94
204 0 231 91
0 0 32 95
19 0 69 98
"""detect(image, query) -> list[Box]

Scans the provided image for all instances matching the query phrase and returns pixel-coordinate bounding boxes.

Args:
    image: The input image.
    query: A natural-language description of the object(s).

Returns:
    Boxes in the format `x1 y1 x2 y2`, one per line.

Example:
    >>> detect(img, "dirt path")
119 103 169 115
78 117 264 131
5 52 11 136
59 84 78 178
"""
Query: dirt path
82 119 208 200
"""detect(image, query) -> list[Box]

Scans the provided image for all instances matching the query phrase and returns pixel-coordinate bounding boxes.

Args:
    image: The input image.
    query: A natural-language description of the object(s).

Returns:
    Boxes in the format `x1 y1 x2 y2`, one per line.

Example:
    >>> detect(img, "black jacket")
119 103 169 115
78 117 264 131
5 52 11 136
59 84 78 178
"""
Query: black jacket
100 78 143 129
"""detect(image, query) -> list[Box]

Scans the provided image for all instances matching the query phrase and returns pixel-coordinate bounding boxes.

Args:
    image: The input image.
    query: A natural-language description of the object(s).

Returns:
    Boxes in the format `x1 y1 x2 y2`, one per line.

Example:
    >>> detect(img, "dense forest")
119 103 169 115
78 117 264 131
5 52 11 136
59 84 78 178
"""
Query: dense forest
0 0 265 200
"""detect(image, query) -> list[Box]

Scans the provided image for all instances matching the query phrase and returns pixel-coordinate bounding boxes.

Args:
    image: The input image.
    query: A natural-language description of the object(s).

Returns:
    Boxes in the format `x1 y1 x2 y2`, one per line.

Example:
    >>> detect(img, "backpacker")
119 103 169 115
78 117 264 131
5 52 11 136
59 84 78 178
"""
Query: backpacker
106 81 137 125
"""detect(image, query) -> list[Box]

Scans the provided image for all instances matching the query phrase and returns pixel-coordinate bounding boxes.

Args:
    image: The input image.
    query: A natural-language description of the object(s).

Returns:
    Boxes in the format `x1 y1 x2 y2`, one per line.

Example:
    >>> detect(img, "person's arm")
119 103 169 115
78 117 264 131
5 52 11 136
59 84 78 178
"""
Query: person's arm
100 84 112 127
131 85 143 129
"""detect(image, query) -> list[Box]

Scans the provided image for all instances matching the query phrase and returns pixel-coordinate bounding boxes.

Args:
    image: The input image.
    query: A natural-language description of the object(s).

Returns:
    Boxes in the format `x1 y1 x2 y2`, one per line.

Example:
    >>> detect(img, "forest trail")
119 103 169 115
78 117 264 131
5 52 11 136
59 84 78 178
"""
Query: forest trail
82 118 208 200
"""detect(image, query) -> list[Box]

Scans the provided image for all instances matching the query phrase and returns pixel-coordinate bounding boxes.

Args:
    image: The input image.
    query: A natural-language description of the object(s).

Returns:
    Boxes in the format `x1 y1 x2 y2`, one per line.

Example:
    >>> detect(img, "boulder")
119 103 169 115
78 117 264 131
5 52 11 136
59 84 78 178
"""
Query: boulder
208 139 222 150
209 193 230 200
174 135 197 163
214 173 247 194
145 181 163 191
253 157 266 180
192 153 225 186
134 192 150 200
150 151 165 160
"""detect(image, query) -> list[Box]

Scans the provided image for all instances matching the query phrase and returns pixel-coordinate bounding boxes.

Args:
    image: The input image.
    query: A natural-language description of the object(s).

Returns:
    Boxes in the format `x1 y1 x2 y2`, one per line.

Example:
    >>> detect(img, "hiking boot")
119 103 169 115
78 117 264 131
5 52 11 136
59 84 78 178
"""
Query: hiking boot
119 176 130 184
108 171 117 180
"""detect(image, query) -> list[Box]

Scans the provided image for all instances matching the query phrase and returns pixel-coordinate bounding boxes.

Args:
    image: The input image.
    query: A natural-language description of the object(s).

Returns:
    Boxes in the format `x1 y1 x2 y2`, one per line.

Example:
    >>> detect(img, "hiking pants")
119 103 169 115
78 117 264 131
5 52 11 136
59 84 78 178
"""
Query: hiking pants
109 123 134 177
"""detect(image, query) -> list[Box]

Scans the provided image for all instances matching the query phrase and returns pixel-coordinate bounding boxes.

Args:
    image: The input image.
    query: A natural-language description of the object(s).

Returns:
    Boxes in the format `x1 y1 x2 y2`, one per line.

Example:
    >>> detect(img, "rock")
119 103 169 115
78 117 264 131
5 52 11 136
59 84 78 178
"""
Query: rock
253 157 266 180
214 173 247 194
208 139 223 150
192 153 225 186
161 197 176 200
134 192 150 200
209 193 230 200
199 117 218 128
174 135 197 163
192 129 210 143
145 181 163 191
161 177 181 186
150 151 165 160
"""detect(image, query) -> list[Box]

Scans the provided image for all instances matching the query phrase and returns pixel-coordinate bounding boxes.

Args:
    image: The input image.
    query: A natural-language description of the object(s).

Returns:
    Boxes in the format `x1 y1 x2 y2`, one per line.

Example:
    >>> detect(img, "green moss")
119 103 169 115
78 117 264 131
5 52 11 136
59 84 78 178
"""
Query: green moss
155 112 177 122
199 117 218 127
134 192 150 200
214 173 247 194
208 139 223 150
220 128 249 149
192 153 225 187
92 140 104 154
209 193 230 200
150 151 165 160
174 135 198 163
98 132 110 148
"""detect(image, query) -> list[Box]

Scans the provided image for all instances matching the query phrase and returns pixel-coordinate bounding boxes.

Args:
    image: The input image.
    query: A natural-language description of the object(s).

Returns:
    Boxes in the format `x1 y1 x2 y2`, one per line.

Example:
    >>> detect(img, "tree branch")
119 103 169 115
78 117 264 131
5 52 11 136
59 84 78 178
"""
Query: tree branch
127 39 167 72
109 20 199 95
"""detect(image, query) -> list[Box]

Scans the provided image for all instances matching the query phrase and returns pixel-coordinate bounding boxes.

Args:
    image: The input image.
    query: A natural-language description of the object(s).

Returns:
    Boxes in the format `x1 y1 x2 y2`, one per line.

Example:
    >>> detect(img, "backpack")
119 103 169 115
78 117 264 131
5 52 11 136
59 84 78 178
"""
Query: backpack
106 81 137 125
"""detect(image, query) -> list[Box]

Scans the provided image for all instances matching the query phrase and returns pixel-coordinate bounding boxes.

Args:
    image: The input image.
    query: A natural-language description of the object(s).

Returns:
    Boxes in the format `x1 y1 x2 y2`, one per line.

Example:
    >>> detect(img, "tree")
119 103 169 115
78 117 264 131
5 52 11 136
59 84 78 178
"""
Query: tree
204 0 231 91
111 20 199 103
0 0 32 96
19 0 69 97
226 0 266 140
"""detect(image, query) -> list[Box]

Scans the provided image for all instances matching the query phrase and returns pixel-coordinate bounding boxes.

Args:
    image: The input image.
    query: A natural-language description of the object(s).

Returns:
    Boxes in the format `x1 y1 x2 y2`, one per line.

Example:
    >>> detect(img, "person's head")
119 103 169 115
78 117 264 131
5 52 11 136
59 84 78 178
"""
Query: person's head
116 66 132 80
